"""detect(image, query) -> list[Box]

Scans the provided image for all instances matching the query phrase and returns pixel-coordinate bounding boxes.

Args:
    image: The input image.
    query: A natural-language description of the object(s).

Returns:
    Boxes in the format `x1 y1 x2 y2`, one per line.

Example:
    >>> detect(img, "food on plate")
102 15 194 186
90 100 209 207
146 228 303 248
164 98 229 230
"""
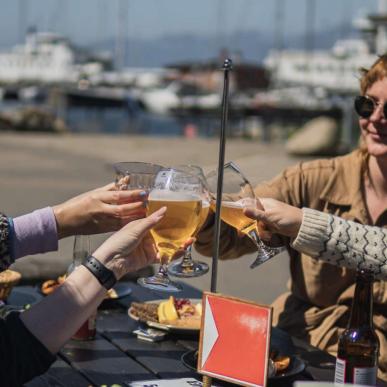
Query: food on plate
158 296 179 323
0 269 22 300
130 297 202 329
41 274 119 298
41 275 66 295
269 349 291 375
131 302 159 323
106 287 118 299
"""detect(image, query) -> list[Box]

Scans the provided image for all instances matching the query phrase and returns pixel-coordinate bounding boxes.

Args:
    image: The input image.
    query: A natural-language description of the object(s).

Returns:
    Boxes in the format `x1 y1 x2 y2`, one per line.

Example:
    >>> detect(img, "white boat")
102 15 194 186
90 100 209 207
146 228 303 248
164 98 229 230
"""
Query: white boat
264 0 387 93
136 81 221 115
0 30 104 84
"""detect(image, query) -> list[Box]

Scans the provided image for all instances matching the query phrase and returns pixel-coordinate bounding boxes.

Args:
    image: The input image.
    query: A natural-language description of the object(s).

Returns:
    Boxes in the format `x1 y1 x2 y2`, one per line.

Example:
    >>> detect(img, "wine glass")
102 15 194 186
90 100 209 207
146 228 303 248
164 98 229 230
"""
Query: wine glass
138 168 203 292
112 161 164 286
206 161 281 268
113 161 164 191
167 165 210 278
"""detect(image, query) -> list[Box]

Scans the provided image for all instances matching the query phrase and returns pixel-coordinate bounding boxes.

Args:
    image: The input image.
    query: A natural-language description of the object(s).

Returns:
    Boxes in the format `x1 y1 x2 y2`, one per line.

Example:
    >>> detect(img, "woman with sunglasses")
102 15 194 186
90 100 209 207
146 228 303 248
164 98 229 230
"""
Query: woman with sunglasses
195 54 387 381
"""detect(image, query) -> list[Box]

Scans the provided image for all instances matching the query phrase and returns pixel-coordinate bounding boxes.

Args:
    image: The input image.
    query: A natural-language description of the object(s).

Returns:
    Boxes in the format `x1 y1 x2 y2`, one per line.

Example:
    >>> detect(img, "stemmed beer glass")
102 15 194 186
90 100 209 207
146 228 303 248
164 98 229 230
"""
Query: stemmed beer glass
168 165 210 278
206 161 280 268
138 168 203 292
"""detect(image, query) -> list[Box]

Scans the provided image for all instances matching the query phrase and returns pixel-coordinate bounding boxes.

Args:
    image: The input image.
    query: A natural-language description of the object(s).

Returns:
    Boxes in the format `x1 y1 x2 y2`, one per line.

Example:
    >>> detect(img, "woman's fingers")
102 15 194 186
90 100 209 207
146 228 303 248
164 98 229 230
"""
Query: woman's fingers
244 206 273 241
244 206 266 222
128 206 166 237
99 189 148 205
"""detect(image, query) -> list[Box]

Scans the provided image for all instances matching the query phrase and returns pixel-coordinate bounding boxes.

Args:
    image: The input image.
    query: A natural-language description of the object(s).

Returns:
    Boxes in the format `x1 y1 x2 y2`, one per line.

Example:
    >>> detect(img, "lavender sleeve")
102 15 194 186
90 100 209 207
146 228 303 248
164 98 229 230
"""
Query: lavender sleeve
12 207 58 260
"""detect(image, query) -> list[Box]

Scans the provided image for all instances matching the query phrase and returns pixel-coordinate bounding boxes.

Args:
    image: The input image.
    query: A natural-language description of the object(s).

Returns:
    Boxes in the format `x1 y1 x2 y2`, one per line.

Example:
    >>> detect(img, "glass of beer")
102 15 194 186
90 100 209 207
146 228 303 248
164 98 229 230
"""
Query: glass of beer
206 161 281 268
138 168 203 292
168 165 210 278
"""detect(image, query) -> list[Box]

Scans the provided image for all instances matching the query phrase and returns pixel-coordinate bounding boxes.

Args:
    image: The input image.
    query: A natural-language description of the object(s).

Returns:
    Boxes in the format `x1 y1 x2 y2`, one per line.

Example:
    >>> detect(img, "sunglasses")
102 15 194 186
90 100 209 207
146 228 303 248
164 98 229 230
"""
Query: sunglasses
354 95 387 119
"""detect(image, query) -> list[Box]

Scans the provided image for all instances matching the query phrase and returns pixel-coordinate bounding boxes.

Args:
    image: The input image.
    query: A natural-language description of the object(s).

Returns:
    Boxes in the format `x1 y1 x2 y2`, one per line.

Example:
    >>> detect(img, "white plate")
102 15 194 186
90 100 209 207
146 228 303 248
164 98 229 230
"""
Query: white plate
128 298 201 333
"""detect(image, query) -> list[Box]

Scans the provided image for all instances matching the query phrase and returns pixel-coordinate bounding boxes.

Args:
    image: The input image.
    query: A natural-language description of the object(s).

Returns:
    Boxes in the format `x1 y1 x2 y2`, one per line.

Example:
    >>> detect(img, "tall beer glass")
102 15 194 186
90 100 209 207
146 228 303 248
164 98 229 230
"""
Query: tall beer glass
168 165 210 278
138 168 203 292
206 161 281 268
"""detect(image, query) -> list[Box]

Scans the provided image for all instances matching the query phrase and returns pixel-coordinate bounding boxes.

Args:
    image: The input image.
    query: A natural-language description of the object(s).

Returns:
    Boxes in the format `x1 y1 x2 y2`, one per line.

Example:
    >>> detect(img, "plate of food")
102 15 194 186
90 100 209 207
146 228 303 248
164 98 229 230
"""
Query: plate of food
40 276 132 300
181 349 306 380
269 353 306 380
128 296 202 333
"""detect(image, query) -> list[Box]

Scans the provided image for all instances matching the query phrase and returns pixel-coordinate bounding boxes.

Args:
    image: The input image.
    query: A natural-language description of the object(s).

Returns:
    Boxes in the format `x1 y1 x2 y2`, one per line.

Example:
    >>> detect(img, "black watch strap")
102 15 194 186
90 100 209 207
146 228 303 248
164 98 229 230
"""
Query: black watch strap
82 256 117 290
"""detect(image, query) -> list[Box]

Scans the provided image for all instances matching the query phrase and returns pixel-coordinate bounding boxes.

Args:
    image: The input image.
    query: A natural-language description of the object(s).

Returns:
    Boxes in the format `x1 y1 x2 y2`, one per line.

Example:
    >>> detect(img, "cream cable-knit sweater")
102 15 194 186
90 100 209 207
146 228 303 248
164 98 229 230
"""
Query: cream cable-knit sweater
292 208 387 280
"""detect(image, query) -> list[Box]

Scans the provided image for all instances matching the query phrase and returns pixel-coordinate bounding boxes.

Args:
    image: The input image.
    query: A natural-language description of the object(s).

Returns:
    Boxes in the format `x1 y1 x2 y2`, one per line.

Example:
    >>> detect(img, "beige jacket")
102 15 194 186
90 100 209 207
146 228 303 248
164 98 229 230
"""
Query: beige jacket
195 149 387 380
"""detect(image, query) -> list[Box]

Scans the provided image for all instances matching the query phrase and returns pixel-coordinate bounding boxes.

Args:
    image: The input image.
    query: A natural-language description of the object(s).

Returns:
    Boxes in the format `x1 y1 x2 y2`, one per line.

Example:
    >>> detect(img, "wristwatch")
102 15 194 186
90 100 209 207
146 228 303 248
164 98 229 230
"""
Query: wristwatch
82 255 117 290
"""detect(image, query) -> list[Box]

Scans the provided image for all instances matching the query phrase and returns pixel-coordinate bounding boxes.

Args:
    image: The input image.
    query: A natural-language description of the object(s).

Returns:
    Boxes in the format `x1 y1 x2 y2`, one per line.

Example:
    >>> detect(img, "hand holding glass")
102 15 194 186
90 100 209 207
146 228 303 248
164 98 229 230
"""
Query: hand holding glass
206 162 281 268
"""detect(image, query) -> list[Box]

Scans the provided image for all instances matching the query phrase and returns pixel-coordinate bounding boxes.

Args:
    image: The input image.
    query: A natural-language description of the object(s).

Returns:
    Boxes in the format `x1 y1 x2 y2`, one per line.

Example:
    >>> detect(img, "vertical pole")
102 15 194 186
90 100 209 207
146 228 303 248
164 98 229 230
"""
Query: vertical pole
210 58 233 293
115 0 128 70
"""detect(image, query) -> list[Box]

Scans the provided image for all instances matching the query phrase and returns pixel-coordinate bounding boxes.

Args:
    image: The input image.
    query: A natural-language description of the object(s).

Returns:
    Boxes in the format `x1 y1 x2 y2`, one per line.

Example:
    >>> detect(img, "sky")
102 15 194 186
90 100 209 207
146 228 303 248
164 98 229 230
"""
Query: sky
0 0 378 49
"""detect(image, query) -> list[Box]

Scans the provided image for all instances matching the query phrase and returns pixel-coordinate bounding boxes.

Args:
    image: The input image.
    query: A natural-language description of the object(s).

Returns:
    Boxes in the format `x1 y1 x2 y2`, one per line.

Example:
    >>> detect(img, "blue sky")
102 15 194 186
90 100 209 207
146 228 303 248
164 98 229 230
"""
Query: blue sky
0 0 378 49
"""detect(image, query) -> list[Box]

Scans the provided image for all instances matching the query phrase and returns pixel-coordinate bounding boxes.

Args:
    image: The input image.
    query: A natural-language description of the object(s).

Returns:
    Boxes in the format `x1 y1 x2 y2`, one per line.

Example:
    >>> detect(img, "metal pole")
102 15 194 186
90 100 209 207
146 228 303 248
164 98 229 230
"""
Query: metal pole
210 58 233 293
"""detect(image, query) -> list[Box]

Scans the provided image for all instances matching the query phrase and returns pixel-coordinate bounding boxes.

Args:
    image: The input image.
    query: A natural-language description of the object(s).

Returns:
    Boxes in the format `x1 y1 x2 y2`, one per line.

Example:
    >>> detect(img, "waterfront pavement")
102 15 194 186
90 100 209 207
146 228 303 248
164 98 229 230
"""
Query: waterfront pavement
0 131 312 305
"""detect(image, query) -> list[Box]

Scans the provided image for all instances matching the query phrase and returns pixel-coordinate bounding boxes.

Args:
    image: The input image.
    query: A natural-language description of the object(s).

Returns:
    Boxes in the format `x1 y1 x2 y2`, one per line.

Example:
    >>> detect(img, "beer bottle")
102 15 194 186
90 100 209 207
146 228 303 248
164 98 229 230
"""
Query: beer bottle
334 270 379 385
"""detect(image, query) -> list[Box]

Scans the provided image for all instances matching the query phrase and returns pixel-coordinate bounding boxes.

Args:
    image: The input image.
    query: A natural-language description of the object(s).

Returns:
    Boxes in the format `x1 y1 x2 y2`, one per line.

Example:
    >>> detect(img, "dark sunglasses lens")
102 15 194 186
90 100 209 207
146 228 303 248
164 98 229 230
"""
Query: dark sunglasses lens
354 96 374 118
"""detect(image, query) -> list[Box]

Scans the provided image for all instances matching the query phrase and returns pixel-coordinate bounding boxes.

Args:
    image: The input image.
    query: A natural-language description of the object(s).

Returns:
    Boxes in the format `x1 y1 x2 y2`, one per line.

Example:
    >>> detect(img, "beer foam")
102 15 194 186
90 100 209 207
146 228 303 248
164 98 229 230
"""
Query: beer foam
149 189 200 201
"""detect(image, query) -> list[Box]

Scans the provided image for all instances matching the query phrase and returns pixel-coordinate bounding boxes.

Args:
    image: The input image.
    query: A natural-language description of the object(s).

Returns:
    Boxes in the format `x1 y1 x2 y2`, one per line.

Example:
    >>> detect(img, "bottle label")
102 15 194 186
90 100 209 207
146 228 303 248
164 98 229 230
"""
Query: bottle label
334 357 377 385
334 357 346 383
353 366 377 385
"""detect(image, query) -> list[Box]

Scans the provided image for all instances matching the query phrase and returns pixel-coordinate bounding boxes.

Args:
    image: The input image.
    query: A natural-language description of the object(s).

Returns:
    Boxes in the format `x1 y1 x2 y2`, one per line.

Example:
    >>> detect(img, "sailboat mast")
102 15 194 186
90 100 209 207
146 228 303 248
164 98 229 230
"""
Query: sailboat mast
18 0 28 42
115 0 128 70
376 0 387 54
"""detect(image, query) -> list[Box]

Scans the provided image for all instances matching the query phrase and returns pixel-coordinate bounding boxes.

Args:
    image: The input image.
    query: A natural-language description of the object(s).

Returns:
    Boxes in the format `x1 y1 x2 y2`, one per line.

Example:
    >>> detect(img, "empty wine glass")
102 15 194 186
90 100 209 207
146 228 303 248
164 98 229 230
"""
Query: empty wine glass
206 161 281 268
113 161 164 191
138 168 203 292
167 165 210 278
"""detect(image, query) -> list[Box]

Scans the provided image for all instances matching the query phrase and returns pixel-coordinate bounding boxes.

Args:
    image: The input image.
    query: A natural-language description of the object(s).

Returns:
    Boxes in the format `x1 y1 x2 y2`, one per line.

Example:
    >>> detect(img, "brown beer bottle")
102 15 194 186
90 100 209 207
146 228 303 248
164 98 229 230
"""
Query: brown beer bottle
334 270 379 385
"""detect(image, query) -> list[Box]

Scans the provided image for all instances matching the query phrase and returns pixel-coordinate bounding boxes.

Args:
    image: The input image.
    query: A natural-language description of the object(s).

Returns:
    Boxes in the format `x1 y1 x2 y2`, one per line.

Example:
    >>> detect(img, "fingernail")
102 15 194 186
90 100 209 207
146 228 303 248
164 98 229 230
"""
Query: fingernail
139 191 147 197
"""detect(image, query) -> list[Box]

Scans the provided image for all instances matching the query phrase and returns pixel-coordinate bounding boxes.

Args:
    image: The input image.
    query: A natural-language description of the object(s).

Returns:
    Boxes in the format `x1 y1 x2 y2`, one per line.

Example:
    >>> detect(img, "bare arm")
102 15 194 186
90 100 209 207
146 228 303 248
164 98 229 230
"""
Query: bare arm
20 207 165 354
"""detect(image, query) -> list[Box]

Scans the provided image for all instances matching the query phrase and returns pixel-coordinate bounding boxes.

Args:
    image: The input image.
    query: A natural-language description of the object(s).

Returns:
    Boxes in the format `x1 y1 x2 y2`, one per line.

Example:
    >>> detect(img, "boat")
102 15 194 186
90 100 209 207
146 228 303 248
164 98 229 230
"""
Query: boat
135 80 221 115
264 0 387 94
0 28 106 84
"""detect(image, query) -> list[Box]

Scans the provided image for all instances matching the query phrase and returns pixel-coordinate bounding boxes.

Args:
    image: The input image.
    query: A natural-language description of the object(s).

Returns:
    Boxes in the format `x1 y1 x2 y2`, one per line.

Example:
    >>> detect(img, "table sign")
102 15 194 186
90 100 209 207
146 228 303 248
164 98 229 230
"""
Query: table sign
198 292 272 387
127 377 221 386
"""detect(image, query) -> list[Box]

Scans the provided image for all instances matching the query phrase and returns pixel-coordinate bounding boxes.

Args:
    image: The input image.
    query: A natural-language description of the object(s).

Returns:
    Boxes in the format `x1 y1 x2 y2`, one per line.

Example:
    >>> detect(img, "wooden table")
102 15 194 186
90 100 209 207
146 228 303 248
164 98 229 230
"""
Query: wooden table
7 282 375 387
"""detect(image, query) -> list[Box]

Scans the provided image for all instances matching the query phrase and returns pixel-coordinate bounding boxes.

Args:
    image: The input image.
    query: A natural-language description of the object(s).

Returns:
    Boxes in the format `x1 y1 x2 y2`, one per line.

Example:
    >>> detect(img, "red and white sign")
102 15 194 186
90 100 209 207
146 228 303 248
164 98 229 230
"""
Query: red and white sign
198 292 272 387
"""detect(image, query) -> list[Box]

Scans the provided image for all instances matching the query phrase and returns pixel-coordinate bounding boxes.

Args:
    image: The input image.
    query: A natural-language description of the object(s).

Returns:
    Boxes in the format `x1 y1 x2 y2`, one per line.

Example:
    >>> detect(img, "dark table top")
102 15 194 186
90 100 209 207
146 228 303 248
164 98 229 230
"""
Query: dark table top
6 282 371 387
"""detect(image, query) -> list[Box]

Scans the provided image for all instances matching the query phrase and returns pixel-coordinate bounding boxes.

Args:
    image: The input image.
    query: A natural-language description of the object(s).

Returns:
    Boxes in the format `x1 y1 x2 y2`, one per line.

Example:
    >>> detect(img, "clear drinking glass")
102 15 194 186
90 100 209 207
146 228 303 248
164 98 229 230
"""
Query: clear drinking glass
67 235 91 275
113 161 164 191
138 168 203 292
112 161 164 288
206 161 281 268
167 165 210 278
